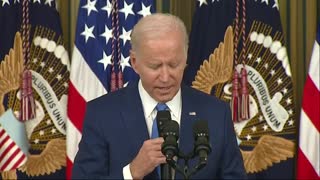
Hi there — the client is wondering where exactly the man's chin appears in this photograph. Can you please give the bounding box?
[155,95,174,103]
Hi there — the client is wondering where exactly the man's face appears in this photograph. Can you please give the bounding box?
[130,31,186,103]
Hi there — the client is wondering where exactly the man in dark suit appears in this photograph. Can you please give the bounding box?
[72,13,247,179]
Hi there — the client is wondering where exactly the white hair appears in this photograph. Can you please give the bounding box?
[131,13,188,56]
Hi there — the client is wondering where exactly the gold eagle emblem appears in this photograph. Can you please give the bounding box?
[191,25,295,173]
[0,30,67,179]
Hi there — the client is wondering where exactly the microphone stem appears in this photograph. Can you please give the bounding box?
[161,164,172,180]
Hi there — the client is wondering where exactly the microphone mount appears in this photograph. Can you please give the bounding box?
[161,120,212,179]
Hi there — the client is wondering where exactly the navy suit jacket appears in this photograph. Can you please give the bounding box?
[72,81,247,179]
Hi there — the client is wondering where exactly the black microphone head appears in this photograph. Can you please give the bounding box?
[161,120,179,159]
[193,120,209,138]
[156,110,171,136]
[156,110,171,121]
[163,120,179,139]
[193,120,211,159]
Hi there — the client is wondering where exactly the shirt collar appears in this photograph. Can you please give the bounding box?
[138,80,181,118]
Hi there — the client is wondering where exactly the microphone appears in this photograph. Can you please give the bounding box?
[193,120,211,167]
[161,120,179,160]
[156,110,171,137]
[156,111,173,180]
[160,120,179,180]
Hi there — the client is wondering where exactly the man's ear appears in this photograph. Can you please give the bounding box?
[130,50,137,72]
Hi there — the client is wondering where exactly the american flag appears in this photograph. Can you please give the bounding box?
[66,0,155,178]
[0,127,26,172]
[0,110,28,172]
[297,23,320,179]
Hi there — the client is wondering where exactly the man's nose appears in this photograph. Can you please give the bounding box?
[159,66,169,82]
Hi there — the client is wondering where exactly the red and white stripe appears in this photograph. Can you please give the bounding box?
[0,126,27,172]
[297,39,320,179]
[66,47,107,179]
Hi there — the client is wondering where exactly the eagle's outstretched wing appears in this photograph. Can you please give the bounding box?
[241,135,295,173]
[19,138,66,176]
[1,169,17,180]
[192,26,234,94]
[0,32,24,114]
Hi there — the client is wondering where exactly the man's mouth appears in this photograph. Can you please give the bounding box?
[157,86,172,93]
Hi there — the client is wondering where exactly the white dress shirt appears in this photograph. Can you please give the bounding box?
[123,80,182,179]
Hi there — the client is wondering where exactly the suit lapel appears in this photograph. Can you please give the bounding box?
[176,85,198,179]
[179,86,196,154]
[120,82,150,155]
[120,82,161,179]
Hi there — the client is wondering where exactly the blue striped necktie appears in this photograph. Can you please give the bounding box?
[151,103,169,179]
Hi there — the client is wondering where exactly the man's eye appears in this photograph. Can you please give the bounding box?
[148,64,160,69]
[169,62,179,68]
